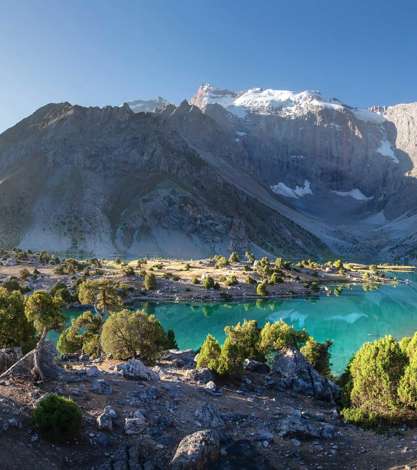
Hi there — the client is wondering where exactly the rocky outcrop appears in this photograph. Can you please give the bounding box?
[271,347,340,402]
[170,430,220,470]
[117,358,159,381]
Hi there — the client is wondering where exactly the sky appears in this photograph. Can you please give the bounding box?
[1,0,417,132]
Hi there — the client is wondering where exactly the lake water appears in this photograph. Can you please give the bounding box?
[65,271,417,375]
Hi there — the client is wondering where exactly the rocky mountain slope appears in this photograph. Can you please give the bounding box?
[0,84,416,261]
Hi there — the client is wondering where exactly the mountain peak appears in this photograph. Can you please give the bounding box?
[124,96,170,113]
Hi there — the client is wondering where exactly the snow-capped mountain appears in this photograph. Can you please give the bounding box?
[0,84,416,261]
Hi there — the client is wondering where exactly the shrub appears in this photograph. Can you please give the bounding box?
[300,337,332,377]
[224,275,238,287]
[101,309,167,363]
[269,272,283,285]
[192,276,200,285]
[2,278,21,292]
[123,265,135,277]
[217,336,243,377]
[196,334,221,371]
[256,281,268,296]
[398,355,417,408]
[341,407,379,429]
[202,276,215,289]
[214,256,229,269]
[229,252,239,263]
[349,336,407,416]
[0,287,36,353]
[19,268,31,281]
[246,275,256,285]
[259,320,308,354]
[165,329,178,350]
[245,251,255,264]
[32,394,82,441]
[224,320,262,362]
[144,273,157,291]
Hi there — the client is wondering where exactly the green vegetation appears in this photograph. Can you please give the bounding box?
[144,273,157,291]
[0,287,36,353]
[228,251,239,263]
[198,319,329,378]
[202,276,215,289]
[78,279,122,314]
[100,309,168,363]
[32,394,82,441]
[256,280,268,296]
[57,310,103,358]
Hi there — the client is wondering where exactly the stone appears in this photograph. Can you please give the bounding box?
[271,347,340,401]
[185,367,214,384]
[243,358,270,374]
[86,366,101,377]
[104,405,117,418]
[97,412,113,432]
[125,413,147,435]
[117,359,159,381]
[163,349,196,368]
[194,403,224,428]
[277,413,335,440]
[91,379,113,395]
[170,430,220,470]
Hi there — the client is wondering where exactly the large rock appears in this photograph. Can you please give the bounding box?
[277,412,335,440]
[163,349,196,368]
[185,368,214,385]
[117,359,159,381]
[125,410,147,435]
[271,347,340,402]
[0,348,22,374]
[194,403,224,428]
[170,430,220,469]
[0,341,61,381]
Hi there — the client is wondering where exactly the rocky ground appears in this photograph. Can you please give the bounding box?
[0,347,416,469]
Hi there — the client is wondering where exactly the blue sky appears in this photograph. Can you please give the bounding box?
[1,0,417,132]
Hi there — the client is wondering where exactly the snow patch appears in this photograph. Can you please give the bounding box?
[377,139,399,163]
[352,108,386,124]
[271,180,312,199]
[332,188,373,201]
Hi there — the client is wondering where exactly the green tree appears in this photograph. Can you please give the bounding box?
[144,273,157,291]
[196,334,221,371]
[256,281,268,296]
[101,309,167,363]
[349,336,407,417]
[300,337,333,377]
[259,320,309,355]
[78,280,122,315]
[57,310,104,358]
[0,287,36,353]
[25,291,65,381]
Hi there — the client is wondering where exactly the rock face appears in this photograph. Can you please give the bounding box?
[271,347,340,402]
[170,429,220,470]
[1,85,417,261]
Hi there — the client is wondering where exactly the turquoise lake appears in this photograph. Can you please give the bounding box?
[65,271,417,375]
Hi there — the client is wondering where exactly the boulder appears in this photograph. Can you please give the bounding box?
[243,358,270,374]
[185,368,214,384]
[0,341,61,381]
[271,347,340,401]
[194,403,224,428]
[170,430,220,469]
[277,413,335,440]
[86,366,101,377]
[117,359,159,381]
[163,349,196,368]
[97,412,113,432]
[91,379,113,395]
[125,411,147,435]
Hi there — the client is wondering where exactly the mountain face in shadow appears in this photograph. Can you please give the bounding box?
[0,85,416,261]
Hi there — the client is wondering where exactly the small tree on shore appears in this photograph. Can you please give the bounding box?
[25,291,65,381]
[78,280,122,315]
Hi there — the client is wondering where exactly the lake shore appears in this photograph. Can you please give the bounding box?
[0,250,414,304]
